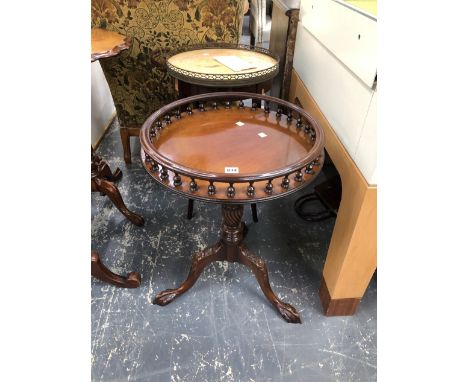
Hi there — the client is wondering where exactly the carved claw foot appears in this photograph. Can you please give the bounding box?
[238,244,301,323]
[126,212,145,227]
[153,289,179,306]
[276,301,302,323]
[153,242,225,307]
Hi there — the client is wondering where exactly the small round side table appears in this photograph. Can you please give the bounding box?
[140,92,325,323]
[167,43,279,221]
[91,27,143,288]
[167,43,279,98]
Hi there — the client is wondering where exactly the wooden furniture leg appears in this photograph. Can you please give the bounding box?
[250,203,259,223]
[119,126,141,164]
[187,199,194,220]
[154,241,224,306]
[289,70,377,316]
[92,146,122,181]
[319,186,376,316]
[92,147,144,226]
[153,204,300,323]
[92,177,144,226]
[91,251,141,288]
[238,243,300,322]
[120,127,132,164]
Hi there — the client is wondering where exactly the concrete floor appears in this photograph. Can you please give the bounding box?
[91,120,377,381]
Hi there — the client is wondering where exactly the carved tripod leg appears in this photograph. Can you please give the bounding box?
[154,241,225,306]
[238,244,301,323]
[91,251,141,288]
[93,177,144,226]
[97,161,122,182]
[91,147,122,182]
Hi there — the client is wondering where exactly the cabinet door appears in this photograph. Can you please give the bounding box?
[293,22,375,176]
[354,91,377,185]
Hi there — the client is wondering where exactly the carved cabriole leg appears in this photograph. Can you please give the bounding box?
[238,244,301,323]
[91,147,122,182]
[92,177,144,227]
[153,203,300,323]
[153,241,225,305]
[91,251,141,288]
[220,204,301,323]
[120,127,131,164]
[97,160,122,182]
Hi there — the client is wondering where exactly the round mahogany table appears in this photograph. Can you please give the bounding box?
[140,92,325,323]
[167,43,279,98]
[91,28,142,288]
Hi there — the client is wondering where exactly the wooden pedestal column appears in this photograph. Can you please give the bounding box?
[289,70,377,316]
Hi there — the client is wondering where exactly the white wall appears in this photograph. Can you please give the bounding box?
[91,61,116,148]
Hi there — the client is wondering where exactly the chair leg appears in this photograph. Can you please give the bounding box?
[250,32,255,47]
[120,127,132,164]
[251,203,259,223]
[187,199,194,220]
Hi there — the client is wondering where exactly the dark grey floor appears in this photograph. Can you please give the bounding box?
[91,119,377,382]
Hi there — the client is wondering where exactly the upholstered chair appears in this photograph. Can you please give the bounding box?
[91,0,248,163]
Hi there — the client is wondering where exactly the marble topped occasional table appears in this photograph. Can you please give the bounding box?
[167,43,279,98]
[140,92,325,323]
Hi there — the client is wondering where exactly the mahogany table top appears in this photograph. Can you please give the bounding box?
[154,107,314,176]
[91,28,130,62]
[141,92,325,204]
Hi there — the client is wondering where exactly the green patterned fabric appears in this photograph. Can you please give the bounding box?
[91,0,245,128]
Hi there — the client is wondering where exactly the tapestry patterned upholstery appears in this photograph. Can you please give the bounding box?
[91,0,245,128]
